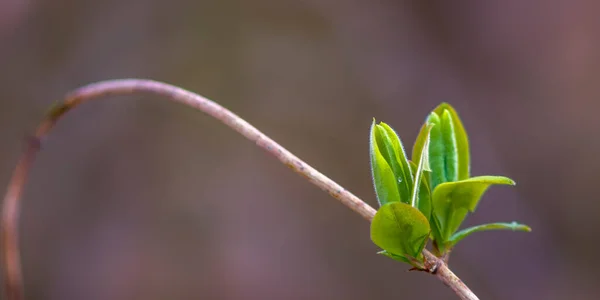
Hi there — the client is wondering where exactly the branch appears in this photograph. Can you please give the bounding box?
[1,79,478,300]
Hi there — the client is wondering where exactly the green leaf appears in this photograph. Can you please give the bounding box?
[379,123,414,197]
[412,123,440,244]
[414,103,470,190]
[370,202,431,260]
[409,161,432,221]
[449,222,532,246]
[375,123,413,203]
[370,121,401,206]
[412,122,429,169]
[441,110,458,182]
[426,112,446,189]
[370,120,414,206]
[409,124,432,211]
[432,176,516,241]
[433,103,470,181]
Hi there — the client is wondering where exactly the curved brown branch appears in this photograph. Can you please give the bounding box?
[1,79,478,300]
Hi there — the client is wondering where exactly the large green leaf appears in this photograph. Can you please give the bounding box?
[370,202,431,260]
[432,176,515,241]
[370,121,401,206]
[433,103,470,181]
[449,222,531,246]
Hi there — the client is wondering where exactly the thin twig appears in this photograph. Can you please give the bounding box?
[1,79,478,300]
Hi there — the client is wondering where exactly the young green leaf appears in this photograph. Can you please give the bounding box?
[415,104,471,190]
[449,222,531,246]
[433,103,470,181]
[412,118,441,246]
[409,161,432,222]
[370,121,401,206]
[410,124,432,210]
[370,120,414,206]
[441,110,458,182]
[370,202,431,260]
[432,176,516,241]
[373,123,413,203]
[426,112,446,189]
[379,122,414,195]
[412,122,429,170]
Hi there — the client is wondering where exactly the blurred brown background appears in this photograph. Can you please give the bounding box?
[1,0,599,299]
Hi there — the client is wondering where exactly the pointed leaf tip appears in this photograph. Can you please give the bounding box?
[378,122,414,203]
[370,121,414,206]
[370,121,401,206]
[449,222,532,246]
[411,124,432,209]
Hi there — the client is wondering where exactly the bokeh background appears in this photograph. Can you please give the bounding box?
[1,1,599,299]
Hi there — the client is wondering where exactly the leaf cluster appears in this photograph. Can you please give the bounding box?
[369,103,530,266]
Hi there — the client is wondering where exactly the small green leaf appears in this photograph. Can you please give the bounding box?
[412,122,429,169]
[370,202,431,260]
[376,123,413,203]
[426,112,446,189]
[449,222,532,246]
[409,161,432,221]
[370,120,414,206]
[410,124,432,209]
[441,110,458,182]
[370,121,401,206]
[433,103,470,181]
[417,104,471,190]
[432,176,516,241]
